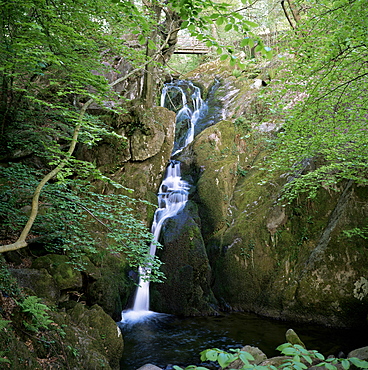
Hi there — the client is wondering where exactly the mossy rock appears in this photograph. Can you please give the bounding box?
[85,254,134,321]
[152,201,216,315]
[67,303,124,369]
[10,268,59,305]
[130,106,175,161]
[31,254,82,291]
[188,120,239,240]
[209,156,368,326]
[0,324,41,369]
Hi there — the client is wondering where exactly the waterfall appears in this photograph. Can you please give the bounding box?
[131,161,189,314]
[162,81,207,155]
[121,81,206,323]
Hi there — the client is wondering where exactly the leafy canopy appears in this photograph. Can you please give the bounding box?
[264,0,368,202]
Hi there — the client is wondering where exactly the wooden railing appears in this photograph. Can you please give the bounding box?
[174,36,210,54]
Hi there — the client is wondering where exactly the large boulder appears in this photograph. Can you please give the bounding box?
[151,200,217,315]
[10,267,60,305]
[31,254,83,291]
[348,346,368,361]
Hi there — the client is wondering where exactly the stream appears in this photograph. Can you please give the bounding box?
[119,311,368,369]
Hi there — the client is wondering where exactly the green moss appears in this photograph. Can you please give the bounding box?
[32,254,82,291]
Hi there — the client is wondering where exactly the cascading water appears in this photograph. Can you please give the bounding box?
[121,81,206,323]
[162,80,207,155]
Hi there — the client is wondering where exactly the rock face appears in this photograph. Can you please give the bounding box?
[77,105,176,225]
[151,201,216,315]
[180,114,368,327]
[164,58,368,327]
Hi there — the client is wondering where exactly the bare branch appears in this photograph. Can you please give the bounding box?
[281,0,295,29]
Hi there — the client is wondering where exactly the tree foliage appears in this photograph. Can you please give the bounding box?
[265,0,368,202]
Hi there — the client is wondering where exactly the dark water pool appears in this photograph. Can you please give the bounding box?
[119,312,368,370]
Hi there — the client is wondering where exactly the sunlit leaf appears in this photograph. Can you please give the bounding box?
[244,20,258,27]
[216,17,224,26]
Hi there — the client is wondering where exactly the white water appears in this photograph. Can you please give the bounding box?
[121,81,205,324]
[122,161,189,323]
[162,81,206,155]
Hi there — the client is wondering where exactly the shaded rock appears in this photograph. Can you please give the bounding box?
[131,107,174,161]
[110,106,176,225]
[152,200,216,315]
[10,268,59,305]
[348,346,368,360]
[77,128,131,170]
[187,120,239,240]
[267,206,287,235]
[0,324,41,369]
[260,356,291,368]
[136,364,163,370]
[226,345,267,369]
[181,60,368,327]
[66,303,124,369]
[32,254,82,291]
[85,253,133,321]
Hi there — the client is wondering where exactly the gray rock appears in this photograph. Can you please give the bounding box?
[136,364,163,370]
[348,346,368,360]
[226,345,267,369]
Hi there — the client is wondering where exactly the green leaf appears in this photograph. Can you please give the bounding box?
[315,353,325,361]
[0,319,11,330]
[255,44,263,52]
[220,54,229,60]
[301,355,312,364]
[244,20,258,27]
[216,17,225,26]
[325,363,337,370]
[205,350,218,361]
[138,35,146,45]
[341,359,350,370]
[239,351,255,362]
[224,23,232,32]
[147,40,156,50]
[349,357,368,368]
[277,343,293,351]
[281,348,299,356]
[240,38,250,47]
[218,352,233,368]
